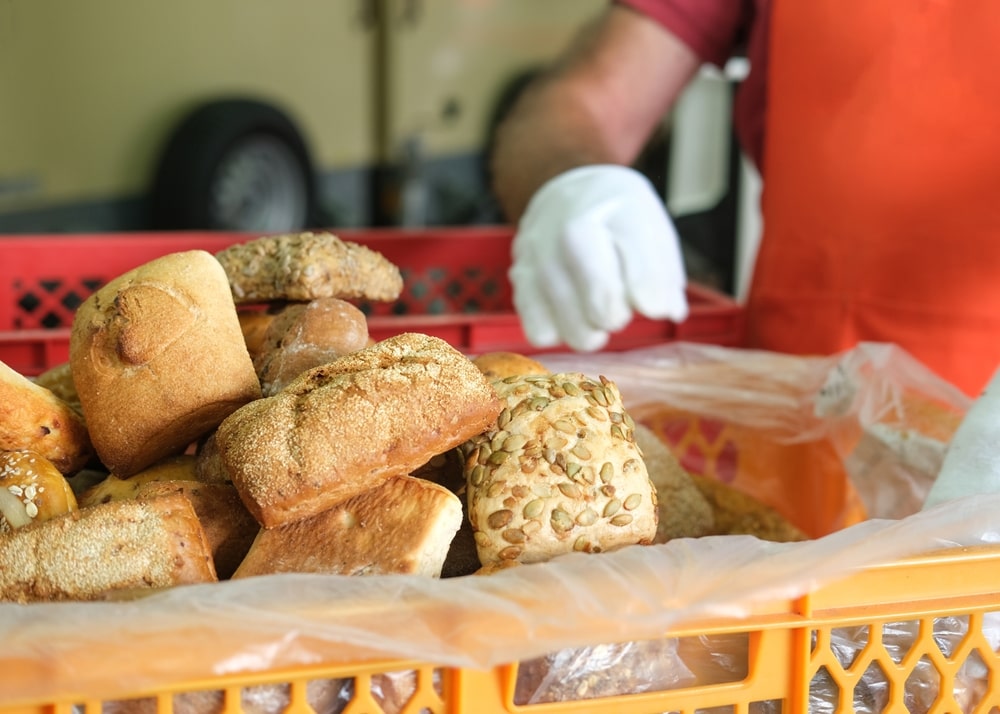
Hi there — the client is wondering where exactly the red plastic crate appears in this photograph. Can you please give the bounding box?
[0,226,744,375]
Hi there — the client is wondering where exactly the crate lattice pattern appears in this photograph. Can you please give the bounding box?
[12,265,511,330]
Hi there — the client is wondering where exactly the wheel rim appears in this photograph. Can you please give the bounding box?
[208,134,309,232]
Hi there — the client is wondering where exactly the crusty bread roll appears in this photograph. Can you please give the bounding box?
[215,231,404,304]
[69,250,262,477]
[0,492,217,602]
[232,475,462,578]
[254,297,370,396]
[0,360,93,474]
[0,449,78,532]
[136,480,259,580]
[473,351,550,381]
[216,333,502,528]
[462,373,657,566]
[633,423,715,542]
[78,454,201,508]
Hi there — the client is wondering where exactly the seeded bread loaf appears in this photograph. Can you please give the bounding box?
[0,360,93,474]
[69,250,262,477]
[0,449,78,533]
[253,297,371,396]
[0,492,217,602]
[215,231,404,304]
[461,373,657,566]
[232,475,463,578]
[215,333,502,528]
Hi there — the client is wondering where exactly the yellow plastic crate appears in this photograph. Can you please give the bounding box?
[4,544,1000,713]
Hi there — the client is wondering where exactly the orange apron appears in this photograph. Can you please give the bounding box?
[746,0,1000,396]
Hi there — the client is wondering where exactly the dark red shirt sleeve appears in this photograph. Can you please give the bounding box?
[614,0,748,66]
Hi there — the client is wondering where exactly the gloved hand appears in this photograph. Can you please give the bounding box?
[923,366,1000,509]
[509,165,689,352]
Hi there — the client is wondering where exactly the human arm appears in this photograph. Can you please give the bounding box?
[490,5,702,222]
[489,5,703,351]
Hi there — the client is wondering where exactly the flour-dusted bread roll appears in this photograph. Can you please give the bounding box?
[215,231,404,304]
[0,360,93,474]
[462,373,657,566]
[0,492,217,602]
[216,333,502,528]
[232,475,462,578]
[70,250,262,477]
[254,297,370,396]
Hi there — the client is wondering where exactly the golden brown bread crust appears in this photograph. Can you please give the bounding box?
[633,423,715,542]
[215,231,404,304]
[232,475,462,578]
[254,297,371,396]
[136,480,259,580]
[237,308,279,361]
[0,449,78,532]
[78,454,201,508]
[216,333,502,528]
[69,250,262,477]
[472,351,550,381]
[0,493,217,602]
[462,373,658,566]
[0,360,93,475]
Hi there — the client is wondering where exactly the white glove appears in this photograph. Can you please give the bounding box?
[923,366,1000,509]
[510,165,689,352]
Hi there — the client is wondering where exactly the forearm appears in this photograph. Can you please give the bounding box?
[490,74,622,222]
[489,6,701,222]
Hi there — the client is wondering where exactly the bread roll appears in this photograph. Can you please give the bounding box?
[254,297,370,396]
[0,492,217,602]
[237,308,278,361]
[690,473,809,542]
[216,333,502,528]
[136,480,259,580]
[473,351,550,381]
[633,423,715,542]
[462,373,657,566]
[215,231,404,304]
[78,454,200,508]
[0,360,93,474]
[70,250,262,477]
[0,449,78,532]
[232,475,462,578]
[409,449,482,578]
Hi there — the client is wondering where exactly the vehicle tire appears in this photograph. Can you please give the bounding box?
[150,98,316,232]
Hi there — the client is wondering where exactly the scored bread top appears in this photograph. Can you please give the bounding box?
[216,333,502,529]
[215,231,404,304]
[69,250,262,477]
